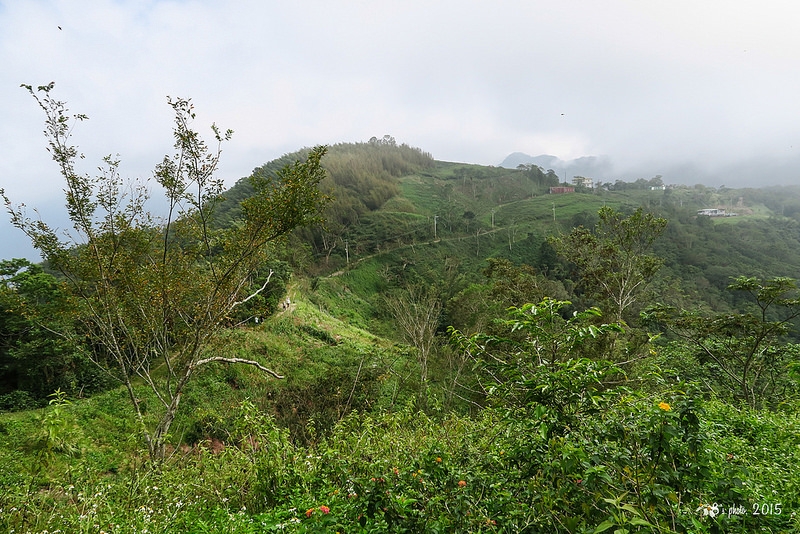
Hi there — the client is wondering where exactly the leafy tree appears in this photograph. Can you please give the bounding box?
[0,258,103,409]
[1,83,330,461]
[643,276,800,408]
[450,298,624,410]
[482,258,568,309]
[445,283,493,338]
[550,206,667,322]
[226,260,292,325]
[544,169,559,187]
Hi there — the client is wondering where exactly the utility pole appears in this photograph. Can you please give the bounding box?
[552,202,556,222]
[433,215,438,239]
[491,209,495,228]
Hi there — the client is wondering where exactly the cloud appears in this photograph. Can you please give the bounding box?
[4,0,800,260]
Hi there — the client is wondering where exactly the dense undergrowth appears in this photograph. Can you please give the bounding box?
[7,140,800,532]
[2,295,800,532]
[5,211,800,531]
[2,368,799,533]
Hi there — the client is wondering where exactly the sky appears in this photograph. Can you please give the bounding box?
[3,0,800,261]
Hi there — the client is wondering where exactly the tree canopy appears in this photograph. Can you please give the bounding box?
[2,83,331,461]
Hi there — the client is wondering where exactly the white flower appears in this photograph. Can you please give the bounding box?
[696,503,719,518]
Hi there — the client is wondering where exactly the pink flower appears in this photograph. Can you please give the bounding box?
[320,505,330,514]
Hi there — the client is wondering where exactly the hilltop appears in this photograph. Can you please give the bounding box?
[499,152,614,180]
[272,142,800,322]
[4,139,800,531]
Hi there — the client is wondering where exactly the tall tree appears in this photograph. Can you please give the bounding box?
[449,298,624,412]
[384,285,442,388]
[643,276,800,408]
[0,258,99,409]
[550,207,667,322]
[1,83,330,461]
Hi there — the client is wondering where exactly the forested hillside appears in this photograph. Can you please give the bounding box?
[3,134,800,532]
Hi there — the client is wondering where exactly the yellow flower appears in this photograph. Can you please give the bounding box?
[658,402,671,411]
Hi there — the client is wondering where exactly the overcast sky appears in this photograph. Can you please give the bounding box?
[3,0,800,261]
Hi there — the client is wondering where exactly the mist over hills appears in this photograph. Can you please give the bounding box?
[500,151,800,188]
[499,153,614,182]
[5,139,800,262]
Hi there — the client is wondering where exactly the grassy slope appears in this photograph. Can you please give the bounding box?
[7,151,800,530]
[315,161,800,323]
[0,290,406,472]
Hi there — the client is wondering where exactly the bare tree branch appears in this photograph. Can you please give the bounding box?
[231,269,274,309]
[193,356,284,379]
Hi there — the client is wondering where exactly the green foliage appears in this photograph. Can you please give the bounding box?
[9,92,800,532]
[0,259,106,409]
[551,206,667,322]
[482,257,569,309]
[227,260,292,325]
[8,377,800,532]
[452,298,624,377]
[2,84,330,461]
[25,390,85,481]
[213,140,434,270]
[643,276,800,408]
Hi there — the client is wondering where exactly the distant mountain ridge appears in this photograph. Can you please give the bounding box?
[500,151,800,188]
[499,152,614,181]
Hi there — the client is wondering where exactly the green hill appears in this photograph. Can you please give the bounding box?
[4,140,800,532]
[261,144,800,329]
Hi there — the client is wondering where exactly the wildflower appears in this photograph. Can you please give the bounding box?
[306,508,314,518]
[458,480,467,488]
[696,503,719,518]
[658,402,671,411]
[320,505,330,514]
[436,457,442,463]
